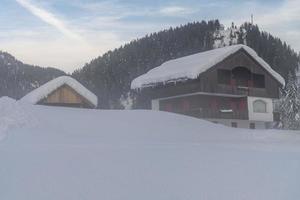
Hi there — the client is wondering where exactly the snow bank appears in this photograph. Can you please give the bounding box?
[1,106,300,200]
[20,76,98,107]
[131,44,285,89]
[0,97,36,141]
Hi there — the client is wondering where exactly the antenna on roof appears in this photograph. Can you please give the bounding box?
[251,14,254,24]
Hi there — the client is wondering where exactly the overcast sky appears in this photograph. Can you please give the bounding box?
[0,0,299,72]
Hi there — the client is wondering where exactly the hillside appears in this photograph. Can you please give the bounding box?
[0,51,65,99]
[1,97,300,199]
[73,21,300,109]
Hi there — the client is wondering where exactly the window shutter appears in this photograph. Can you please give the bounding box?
[230,79,236,87]
[239,99,247,110]
[210,99,218,110]
[183,99,190,111]
[230,101,237,111]
[165,103,172,112]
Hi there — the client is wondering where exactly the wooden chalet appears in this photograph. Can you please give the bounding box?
[21,76,98,108]
[131,45,285,129]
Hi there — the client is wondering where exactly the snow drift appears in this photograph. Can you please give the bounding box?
[1,104,300,200]
[0,97,36,141]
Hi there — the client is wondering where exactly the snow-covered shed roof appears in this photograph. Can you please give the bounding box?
[20,76,98,107]
[131,44,285,89]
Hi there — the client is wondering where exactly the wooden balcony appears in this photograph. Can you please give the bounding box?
[217,84,267,97]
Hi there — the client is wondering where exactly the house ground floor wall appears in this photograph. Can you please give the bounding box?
[150,93,277,129]
[206,118,274,129]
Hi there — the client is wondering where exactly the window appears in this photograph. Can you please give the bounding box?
[219,98,231,110]
[250,123,255,129]
[253,100,267,113]
[231,122,237,128]
[232,67,251,87]
[218,69,231,84]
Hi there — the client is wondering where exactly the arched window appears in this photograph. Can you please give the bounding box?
[253,100,267,113]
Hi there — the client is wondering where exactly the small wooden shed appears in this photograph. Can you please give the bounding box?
[21,76,98,108]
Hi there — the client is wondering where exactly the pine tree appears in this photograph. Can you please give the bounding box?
[279,73,300,130]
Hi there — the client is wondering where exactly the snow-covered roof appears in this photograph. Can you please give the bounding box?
[20,76,98,107]
[131,44,285,89]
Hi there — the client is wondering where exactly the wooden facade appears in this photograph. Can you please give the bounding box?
[159,94,248,120]
[135,49,282,121]
[38,84,95,108]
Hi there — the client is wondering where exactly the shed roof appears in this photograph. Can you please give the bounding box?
[131,44,285,89]
[20,76,98,107]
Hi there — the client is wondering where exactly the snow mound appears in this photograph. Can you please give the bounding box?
[1,106,300,199]
[0,96,36,141]
[131,44,285,89]
[20,76,98,107]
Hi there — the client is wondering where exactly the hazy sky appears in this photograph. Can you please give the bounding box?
[0,0,299,72]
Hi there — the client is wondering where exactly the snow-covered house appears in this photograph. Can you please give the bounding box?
[131,44,285,129]
[21,76,98,108]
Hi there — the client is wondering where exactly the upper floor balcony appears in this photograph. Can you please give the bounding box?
[216,66,268,96]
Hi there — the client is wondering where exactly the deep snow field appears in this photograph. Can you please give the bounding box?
[1,97,300,200]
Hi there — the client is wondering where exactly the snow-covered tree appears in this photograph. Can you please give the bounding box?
[119,92,135,110]
[279,73,300,130]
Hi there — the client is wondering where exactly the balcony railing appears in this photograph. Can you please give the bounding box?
[174,107,248,120]
[217,84,266,96]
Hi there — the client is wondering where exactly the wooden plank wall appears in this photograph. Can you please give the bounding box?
[43,85,84,104]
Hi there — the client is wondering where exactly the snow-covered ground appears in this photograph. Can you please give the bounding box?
[1,97,300,200]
